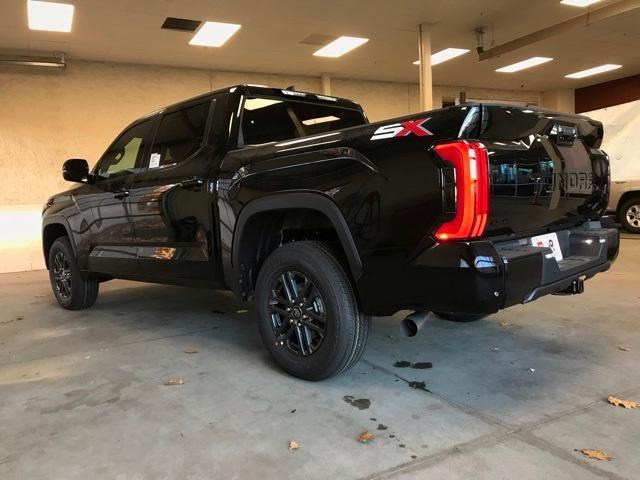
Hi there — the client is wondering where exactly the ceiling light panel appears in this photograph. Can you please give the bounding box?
[565,64,622,78]
[413,47,470,66]
[560,0,602,7]
[189,21,241,47]
[496,57,553,73]
[28,1,74,32]
[313,36,369,57]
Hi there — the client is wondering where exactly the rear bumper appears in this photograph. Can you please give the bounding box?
[358,221,619,315]
[495,222,618,309]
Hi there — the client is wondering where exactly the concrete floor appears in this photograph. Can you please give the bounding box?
[1,236,639,480]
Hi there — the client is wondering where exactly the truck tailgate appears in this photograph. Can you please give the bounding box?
[476,105,609,239]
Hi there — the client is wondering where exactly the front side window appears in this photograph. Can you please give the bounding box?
[149,102,211,168]
[242,97,365,146]
[97,120,154,178]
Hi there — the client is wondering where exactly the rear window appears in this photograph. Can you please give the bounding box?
[241,97,365,146]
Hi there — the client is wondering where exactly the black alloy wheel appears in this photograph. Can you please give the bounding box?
[255,241,370,380]
[48,236,99,310]
[268,271,327,357]
[52,251,72,300]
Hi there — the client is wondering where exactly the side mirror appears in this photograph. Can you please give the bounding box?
[62,159,90,183]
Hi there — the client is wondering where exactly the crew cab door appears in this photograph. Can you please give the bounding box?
[126,95,227,283]
[86,118,155,275]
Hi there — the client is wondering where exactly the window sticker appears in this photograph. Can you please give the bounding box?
[149,152,161,169]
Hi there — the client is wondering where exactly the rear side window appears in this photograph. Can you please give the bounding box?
[97,119,154,178]
[242,97,365,146]
[149,102,211,168]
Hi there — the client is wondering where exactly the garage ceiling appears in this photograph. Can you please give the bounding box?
[0,0,639,90]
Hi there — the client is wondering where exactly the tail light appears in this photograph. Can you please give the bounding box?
[433,141,489,241]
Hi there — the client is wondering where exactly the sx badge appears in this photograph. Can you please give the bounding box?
[370,118,433,140]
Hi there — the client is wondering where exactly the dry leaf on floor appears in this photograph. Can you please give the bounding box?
[288,440,299,450]
[164,378,184,386]
[580,449,612,461]
[607,396,639,409]
[500,321,513,328]
[184,348,198,354]
[618,346,630,352]
[357,431,375,443]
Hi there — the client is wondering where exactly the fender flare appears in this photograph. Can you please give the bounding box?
[232,192,363,281]
[42,215,77,264]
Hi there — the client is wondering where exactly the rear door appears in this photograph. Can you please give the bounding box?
[127,95,226,282]
[477,105,608,238]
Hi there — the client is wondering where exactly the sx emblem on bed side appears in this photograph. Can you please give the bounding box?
[370,118,433,140]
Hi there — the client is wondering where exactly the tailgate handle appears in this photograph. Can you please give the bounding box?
[549,124,577,146]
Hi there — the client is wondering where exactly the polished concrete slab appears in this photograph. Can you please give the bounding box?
[1,236,638,479]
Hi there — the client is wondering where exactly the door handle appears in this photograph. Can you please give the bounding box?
[113,189,130,200]
[178,177,204,189]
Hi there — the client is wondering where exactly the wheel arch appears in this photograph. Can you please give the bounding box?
[42,218,75,269]
[231,192,362,299]
[617,190,640,213]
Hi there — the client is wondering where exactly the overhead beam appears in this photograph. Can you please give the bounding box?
[478,0,640,61]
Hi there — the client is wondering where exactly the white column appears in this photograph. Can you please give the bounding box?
[321,73,331,96]
[418,23,433,111]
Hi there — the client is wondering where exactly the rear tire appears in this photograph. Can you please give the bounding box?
[619,197,640,234]
[434,311,487,322]
[48,237,99,310]
[255,241,369,381]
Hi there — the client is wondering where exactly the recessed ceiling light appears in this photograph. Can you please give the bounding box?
[496,57,553,73]
[28,1,74,32]
[413,47,470,66]
[189,21,241,47]
[313,36,369,58]
[565,64,622,78]
[560,0,602,7]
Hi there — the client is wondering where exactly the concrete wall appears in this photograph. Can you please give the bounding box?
[0,60,542,273]
[540,88,576,114]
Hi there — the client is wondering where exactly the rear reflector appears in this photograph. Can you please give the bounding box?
[434,141,489,241]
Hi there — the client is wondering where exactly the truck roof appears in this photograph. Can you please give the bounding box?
[142,84,364,120]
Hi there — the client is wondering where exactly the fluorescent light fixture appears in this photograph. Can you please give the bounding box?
[189,21,241,47]
[0,53,66,68]
[28,1,74,32]
[302,116,340,126]
[565,64,622,78]
[413,47,470,66]
[496,56,553,73]
[560,0,601,7]
[313,36,369,58]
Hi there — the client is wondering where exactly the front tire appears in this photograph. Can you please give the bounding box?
[619,197,640,234]
[434,311,487,322]
[48,237,99,310]
[255,241,369,381]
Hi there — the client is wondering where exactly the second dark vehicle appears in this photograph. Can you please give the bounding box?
[43,85,619,380]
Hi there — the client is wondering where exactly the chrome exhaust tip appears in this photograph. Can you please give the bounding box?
[400,311,429,337]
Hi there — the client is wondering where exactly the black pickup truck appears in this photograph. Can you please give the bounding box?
[43,84,619,380]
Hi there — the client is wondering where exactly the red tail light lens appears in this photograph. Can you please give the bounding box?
[434,141,489,241]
